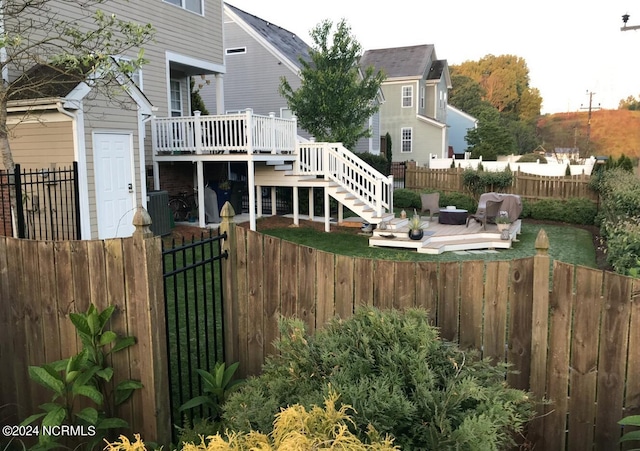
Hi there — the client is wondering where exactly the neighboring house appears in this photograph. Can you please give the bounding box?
[4,0,226,239]
[447,105,478,156]
[199,3,381,155]
[360,44,452,166]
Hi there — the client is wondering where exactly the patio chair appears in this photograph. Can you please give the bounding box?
[466,200,503,230]
[420,192,440,220]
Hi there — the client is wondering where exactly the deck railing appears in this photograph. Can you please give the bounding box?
[297,143,393,217]
[152,110,297,155]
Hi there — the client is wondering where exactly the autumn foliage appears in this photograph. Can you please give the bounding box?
[537,109,640,159]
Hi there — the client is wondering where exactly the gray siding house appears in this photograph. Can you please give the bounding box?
[199,3,380,154]
[360,45,452,166]
[5,0,226,239]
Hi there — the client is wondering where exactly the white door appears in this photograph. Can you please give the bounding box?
[94,133,135,239]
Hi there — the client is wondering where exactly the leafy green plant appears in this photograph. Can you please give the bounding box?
[619,414,640,447]
[222,308,535,450]
[22,304,142,450]
[392,188,420,209]
[179,362,243,420]
[461,168,513,198]
[438,191,477,213]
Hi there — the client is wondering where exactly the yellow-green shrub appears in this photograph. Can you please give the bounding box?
[104,392,397,451]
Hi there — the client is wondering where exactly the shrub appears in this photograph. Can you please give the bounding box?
[516,153,547,163]
[358,152,390,176]
[393,188,420,209]
[605,219,640,275]
[528,198,597,225]
[106,394,398,450]
[438,192,477,213]
[462,168,513,198]
[222,308,535,450]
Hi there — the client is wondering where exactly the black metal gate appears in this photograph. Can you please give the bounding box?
[390,162,406,189]
[0,163,81,239]
[162,231,228,432]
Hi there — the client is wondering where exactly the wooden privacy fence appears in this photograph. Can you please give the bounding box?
[220,221,639,451]
[0,210,170,445]
[406,166,598,202]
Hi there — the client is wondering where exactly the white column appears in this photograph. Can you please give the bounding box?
[256,184,262,218]
[196,161,205,228]
[338,203,343,224]
[271,187,277,216]
[308,187,314,221]
[215,74,224,114]
[293,186,299,226]
[324,187,330,232]
[248,160,256,230]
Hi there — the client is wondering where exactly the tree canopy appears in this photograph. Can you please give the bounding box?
[279,19,385,150]
[0,0,155,173]
[449,54,541,159]
[619,94,640,111]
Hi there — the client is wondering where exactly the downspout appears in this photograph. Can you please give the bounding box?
[56,101,91,239]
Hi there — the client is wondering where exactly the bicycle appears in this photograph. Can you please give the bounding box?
[168,190,197,222]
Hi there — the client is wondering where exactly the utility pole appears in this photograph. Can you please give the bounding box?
[579,91,600,158]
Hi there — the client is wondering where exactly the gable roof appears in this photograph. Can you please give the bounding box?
[360,44,435,78]
[225,3,311,68]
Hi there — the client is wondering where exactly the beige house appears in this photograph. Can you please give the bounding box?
[5,0,226,239]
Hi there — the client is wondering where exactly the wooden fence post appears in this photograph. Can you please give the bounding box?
[218,201,239,368]
[528,229,551,446]
[129,207,171,445]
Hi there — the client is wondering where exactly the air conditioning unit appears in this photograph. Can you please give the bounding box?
[147,190,171,236]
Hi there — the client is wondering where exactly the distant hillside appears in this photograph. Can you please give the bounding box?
[537,109,640,159]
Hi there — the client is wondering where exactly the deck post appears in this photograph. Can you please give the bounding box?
[196,160,205,228]
[293,186,299,226]
[247,159,256,230]
[269,112,276,154]
[271,187,276,216]
[324,187,330,232]
[194,111,202,154]
[308,187,314,222]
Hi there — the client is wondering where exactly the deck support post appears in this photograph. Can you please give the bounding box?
[324,187,330,232]
[196,160,205,228]
[247,159,256,230]
[293,186,299,226]
[271,187,277,216]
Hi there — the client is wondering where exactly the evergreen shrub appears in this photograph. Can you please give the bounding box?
[222,308,535,450]
[393,189,420,209]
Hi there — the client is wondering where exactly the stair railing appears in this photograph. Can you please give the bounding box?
[297,143,393,217]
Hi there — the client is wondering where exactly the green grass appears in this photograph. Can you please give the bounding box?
[260,221,598,268]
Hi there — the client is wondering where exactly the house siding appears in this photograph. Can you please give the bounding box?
[200,11,300,117]
[7,116,75,169]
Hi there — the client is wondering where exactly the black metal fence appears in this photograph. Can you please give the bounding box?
[0,163,81,239]
[391,161,406,189]
[162,231,227,436]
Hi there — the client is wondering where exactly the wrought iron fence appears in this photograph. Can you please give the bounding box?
[162,231,227,438]
[0,163,81,239]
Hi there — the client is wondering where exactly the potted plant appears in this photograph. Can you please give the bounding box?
[407,212,424,240]
[495,211,511,232]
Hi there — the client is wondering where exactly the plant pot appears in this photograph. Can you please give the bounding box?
[500,229,510,240]
[408,229,424,240]
[496,223,510,232]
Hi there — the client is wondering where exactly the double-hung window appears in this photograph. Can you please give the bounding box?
[402,86,413,108]
[164,0,203,15]
[401,128,412,153]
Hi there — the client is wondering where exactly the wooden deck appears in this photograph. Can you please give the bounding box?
[368,217,522,254]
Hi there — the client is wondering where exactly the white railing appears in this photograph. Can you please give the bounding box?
[297,143,393,217]
[151,110,297,155]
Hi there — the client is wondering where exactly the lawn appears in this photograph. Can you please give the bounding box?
[258,220,598,268]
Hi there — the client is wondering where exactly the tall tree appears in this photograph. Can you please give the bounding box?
[619,94,640,111]
[0,0,155,174]
[279,19,385,150]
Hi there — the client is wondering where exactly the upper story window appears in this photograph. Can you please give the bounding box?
[401,127,412,153]
[115,56,143,90]
[420,86,425,109]
[164,0,203,15]
[170,80,183,117]
[402,85,413,108]
[439,90,447,109]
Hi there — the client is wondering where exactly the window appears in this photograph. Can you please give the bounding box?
[401,128,412,153]
[163,0,203,15]
[225,47,247,55]
[402,86,413,108]
[170,80,182,117]
[420,86,425,109]
[115,56,143,90]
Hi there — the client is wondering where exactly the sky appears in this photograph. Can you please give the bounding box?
[226,0,640,115]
